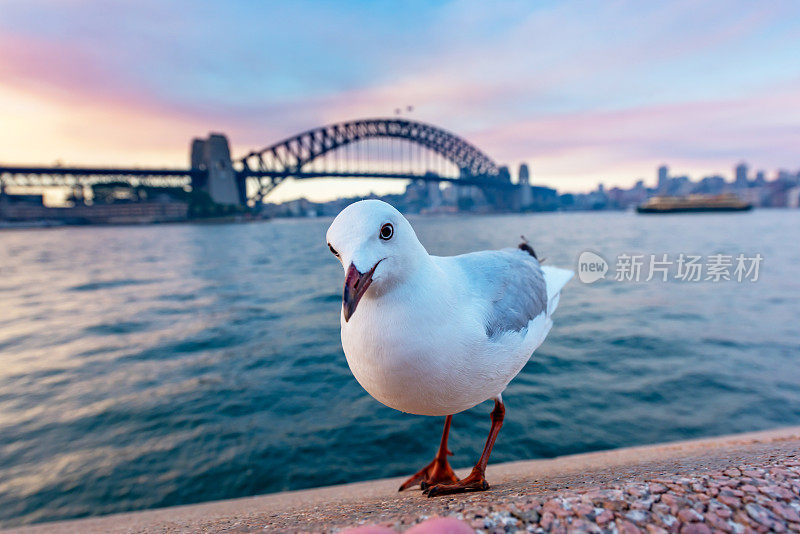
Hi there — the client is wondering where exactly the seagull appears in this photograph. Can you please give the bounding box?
[326,200,573,497]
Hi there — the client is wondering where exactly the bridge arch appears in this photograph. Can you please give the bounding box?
[238,118,501,199]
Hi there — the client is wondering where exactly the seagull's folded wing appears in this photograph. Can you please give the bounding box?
[447,249,552,339]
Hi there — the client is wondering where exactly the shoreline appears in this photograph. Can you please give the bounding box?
[4,206,795,231]
[4,426,800,533]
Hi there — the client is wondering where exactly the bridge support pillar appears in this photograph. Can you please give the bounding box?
[190,133,243,206]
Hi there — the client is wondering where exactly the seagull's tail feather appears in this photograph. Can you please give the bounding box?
[541,266,573,315]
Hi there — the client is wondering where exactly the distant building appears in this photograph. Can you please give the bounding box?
[776,169,798,184]
[694,175,726,195]
[427,181,442,208]
[788,186,800,208]
[518,164,530,184]
[252,160,800,218]
[518,163,532,208]
[667,175,692,196]
[734,162,748,188]
[456,185,487,211]
[441,184,459,205]
[0,198,188,224]
[528,186,558,210]
[739,187,765,208]
[657,165,669,190]
[606,179,648,209]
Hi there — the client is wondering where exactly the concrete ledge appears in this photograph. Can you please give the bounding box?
[5,426,800,533]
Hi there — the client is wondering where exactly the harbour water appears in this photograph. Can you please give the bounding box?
[1,210,799,527]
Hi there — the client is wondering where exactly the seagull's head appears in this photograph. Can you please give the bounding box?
[326,199,427,322]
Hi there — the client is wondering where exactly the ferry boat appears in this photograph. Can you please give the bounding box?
[637,194,752,214]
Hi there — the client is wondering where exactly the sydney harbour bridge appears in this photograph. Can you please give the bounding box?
[0,118,544,210]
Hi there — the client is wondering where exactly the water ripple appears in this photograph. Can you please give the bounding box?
[0,211,798,527]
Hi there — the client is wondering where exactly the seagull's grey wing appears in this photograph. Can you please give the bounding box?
[453,249,547,339]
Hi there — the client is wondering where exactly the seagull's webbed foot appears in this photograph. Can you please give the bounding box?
[399,415,459,492]
[425,396,505,498]
[398,452,459,491]
[423,467,489,497]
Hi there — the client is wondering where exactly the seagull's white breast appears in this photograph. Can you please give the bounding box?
[340,261,551,416]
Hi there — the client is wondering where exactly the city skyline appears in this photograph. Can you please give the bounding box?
[261,158,800,219]
[2,1,800,202]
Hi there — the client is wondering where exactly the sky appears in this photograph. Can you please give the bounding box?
[1,0,799,202]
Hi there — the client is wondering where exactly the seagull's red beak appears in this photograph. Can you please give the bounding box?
[343,261,380,322]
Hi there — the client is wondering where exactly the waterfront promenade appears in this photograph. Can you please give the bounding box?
[5,426,799,533]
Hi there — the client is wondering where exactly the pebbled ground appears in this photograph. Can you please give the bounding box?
[379,451,800,533]
[4,427,800,534]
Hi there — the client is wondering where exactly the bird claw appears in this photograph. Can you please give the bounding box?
[423,475,490,497]
[398,457,459,492]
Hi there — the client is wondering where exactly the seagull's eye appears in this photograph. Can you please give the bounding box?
[328,243,340,257]
[379,223,394,241]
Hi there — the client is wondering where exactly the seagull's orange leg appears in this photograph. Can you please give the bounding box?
[398,415,459,491]
[425,396,505,497]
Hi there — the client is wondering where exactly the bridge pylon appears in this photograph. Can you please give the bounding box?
[190,133,243,206]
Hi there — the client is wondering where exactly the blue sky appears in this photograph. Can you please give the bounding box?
[1,0,799,201]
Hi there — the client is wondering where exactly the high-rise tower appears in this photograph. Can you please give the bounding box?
[734,162,749,188]
[657,165,669,191]
[518,163,532,208]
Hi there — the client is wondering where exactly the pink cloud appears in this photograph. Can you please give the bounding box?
[1,34,170,116]
[1,2,798,195]
[0,34,219,165]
